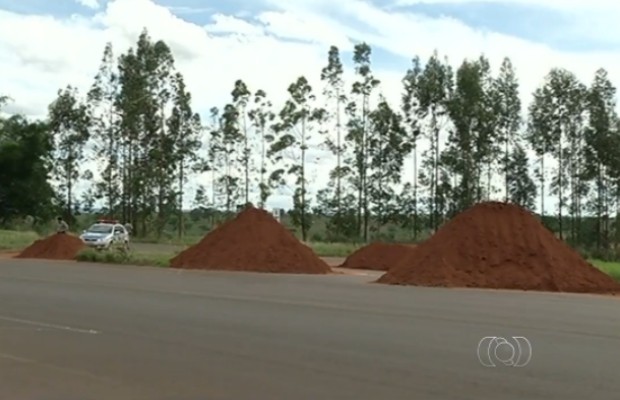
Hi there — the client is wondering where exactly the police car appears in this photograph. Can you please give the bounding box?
[80,219,130,250]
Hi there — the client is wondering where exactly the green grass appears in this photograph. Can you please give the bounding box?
[0,229,39,251]
[131,237,363,257]
[588,259,620,281]
[75,248,172,268]
[73,248,620,283]
[306,242,362,257]
[2,226,620,283]
[132,235,202,247]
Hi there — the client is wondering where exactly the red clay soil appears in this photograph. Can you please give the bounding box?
[338,242,417,271]
[15,233,84,260]
[378,202,620,294]
[170,206,331,274]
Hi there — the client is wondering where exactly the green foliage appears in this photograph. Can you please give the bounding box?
[76,248,170,268]
[345,42,381,241]
[48,85,91,222]
[506,144,536,209]
[587,259,620,281]
[0,114,57,225]
[271,76,326,241]
[367,97,410,232]
[0,229,39,250]
[248,89,277,207]
[4,34,620,259]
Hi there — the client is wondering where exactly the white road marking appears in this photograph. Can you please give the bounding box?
[0,315,100,335]
[0,352,114,383]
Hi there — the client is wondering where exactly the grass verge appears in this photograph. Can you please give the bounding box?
[0,229,39,251]
[307,242,362,257]
[132,235,201,247]
[75,248,171,268]
[132,238,364,258]
[75,248,620,284]
[2,225,620,283]
[588,259,620,281]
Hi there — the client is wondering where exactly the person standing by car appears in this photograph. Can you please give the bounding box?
[124,222,133,235]
[56,217,69,234]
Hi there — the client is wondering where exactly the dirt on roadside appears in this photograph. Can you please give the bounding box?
[15,233,84,260]
[338,242,416,271]
[170,205,331,274]
[378,201,620,294]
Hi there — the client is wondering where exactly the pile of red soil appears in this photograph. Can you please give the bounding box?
[338,242,417,271]
[170,206,331,274]
[15,233,84,260]
[378,202,620,294]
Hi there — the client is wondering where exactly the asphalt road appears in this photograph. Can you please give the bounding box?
[0,259,619,400]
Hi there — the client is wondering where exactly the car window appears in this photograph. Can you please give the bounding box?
[87,224,113,234]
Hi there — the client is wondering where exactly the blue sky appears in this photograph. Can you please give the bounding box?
[393,1,619,52]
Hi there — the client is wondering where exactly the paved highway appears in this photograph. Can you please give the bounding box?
[0,258,619,399]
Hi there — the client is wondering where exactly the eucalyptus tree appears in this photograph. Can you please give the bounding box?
[401,56,423,238]
[584,68,618,249]
[527,68,587,240]
[48,85,90,220]
[248,89,276,208]
[346,42,380,240]
[270,76,326,241]
[367,97,410,235]
[493,58,522,201]
[414,51,453,231]
[88,42,121,217]
[231,79,253,204]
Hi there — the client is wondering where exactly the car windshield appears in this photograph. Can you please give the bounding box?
[87,224,113,234]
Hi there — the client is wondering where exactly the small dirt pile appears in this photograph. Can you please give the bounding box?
[378,202,620,294]
[338,242,416,271]
[15,233,84,260]
[170,206,331,274]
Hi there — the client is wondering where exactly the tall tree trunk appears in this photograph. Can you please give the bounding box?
[487,163,492,201]
[336,90,342,213]
[243,112,249,205]
[301,117,307,242]
[260,125,266,209]
[225,146,231,213]
[540,154,545,218]
[178,162,184,239]
[558,140,564,240]
[67,174,73,219]
[597,162,602,250]
[505,133,509,202]
[362,95,369,242]
[433,111,440,232]
[413,141,418,240]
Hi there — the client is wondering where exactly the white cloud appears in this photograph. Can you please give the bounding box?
[391,0,620,47]
[75,0,100,10]
[1,0,619,211]
[205,14,265,36]
[393,0,617,10]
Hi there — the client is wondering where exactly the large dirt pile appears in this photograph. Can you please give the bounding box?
[15,233,84,260]
[378,202,620,294]
[338,242,416,271]
[170,206,331,274]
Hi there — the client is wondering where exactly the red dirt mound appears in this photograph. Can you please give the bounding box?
[15,233,84,260]
[170,206,331,274]
[378,201,620,294]
[338,242,417,271]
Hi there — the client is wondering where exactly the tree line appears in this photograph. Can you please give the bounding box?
[2,28,620,254]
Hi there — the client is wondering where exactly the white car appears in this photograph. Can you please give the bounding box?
[80,220,130,250]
